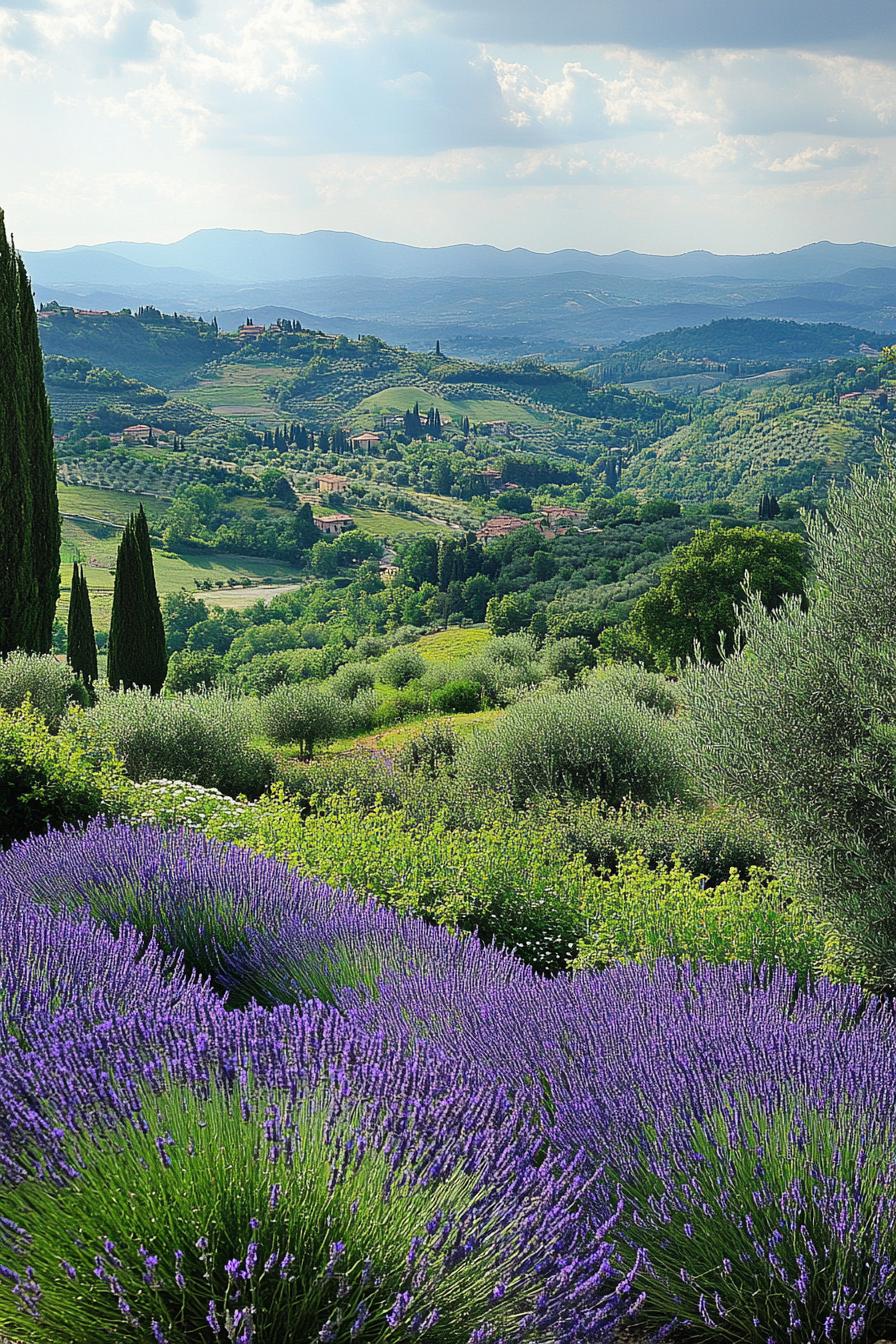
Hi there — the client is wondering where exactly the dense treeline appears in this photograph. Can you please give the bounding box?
[39,306,232,387]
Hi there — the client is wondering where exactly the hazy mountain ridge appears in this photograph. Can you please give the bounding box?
[24,231,896,359]
[25,230,896,284]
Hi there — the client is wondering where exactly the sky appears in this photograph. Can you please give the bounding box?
[2,0,895,255]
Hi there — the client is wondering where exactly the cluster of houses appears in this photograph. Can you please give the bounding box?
[313,473,354,536]
[38,307,113,319]
[475,504,587,545]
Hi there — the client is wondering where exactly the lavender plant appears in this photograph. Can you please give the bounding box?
[349,961,896,1342]
[0,1003,634,1344]
[0,819,532,1006]
[609,1092,896,1342]
[0,819,340,996]
[0,889,213,1045]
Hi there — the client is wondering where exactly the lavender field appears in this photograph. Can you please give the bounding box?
[1,820,894,1343]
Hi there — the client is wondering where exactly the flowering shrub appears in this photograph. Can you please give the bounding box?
[0,881,213,1047]
[351,959,896,1343]
[115,778,252,843]
[0,819,531,1006]
[0,1070,631,1344]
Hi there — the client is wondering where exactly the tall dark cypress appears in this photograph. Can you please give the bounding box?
[0,209,46,654]
[17,254,59,651]
[66,563,97,687]
[132,505,168,693]
[107,518,138,692]
[107,508,168,693]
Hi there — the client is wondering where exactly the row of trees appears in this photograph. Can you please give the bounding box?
[1,209,167,694]
[64,507,168,695]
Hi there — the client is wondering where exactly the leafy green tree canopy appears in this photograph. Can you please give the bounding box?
[626,523,808,671]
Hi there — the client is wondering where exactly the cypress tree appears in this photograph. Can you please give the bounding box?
[107,507,168,693]
[0,209,59,654]
[133,505,168,693]
[66,562,97,687]
[107,518,139,691]
[0,211,33,653]
[17,253,60,652]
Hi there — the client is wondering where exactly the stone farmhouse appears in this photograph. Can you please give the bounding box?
[314,513,355,537]
[317,472,349,494]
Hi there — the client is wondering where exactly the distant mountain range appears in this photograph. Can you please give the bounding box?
[24,230,896,283]
[22,230,896,356]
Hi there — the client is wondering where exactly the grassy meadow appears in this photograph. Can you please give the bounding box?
[325,707,503,756]
[180,364,294,419]
[322,505,446,537]
[354,384,551,427]
[59,518,305,630]
[58,482,168,525]
[414,626,491,660]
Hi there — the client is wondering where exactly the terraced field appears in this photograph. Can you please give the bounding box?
[180,364,293,419]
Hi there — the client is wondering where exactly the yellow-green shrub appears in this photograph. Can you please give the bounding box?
[573,852,834,978]
[0,701,119,846]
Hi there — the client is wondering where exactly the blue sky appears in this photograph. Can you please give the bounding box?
[2,0,894,253]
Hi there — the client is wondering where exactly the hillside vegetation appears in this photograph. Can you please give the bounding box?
[35,309,896,659]
[626,394,882,504]
[592,316,887,383]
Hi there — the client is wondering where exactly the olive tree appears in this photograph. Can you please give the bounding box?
[686,458,896,984]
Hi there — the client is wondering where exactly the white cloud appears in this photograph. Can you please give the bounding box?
[489,57,603,127]
[763,140,878,174]
[2,0,896,253]
[90,72,211,147]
